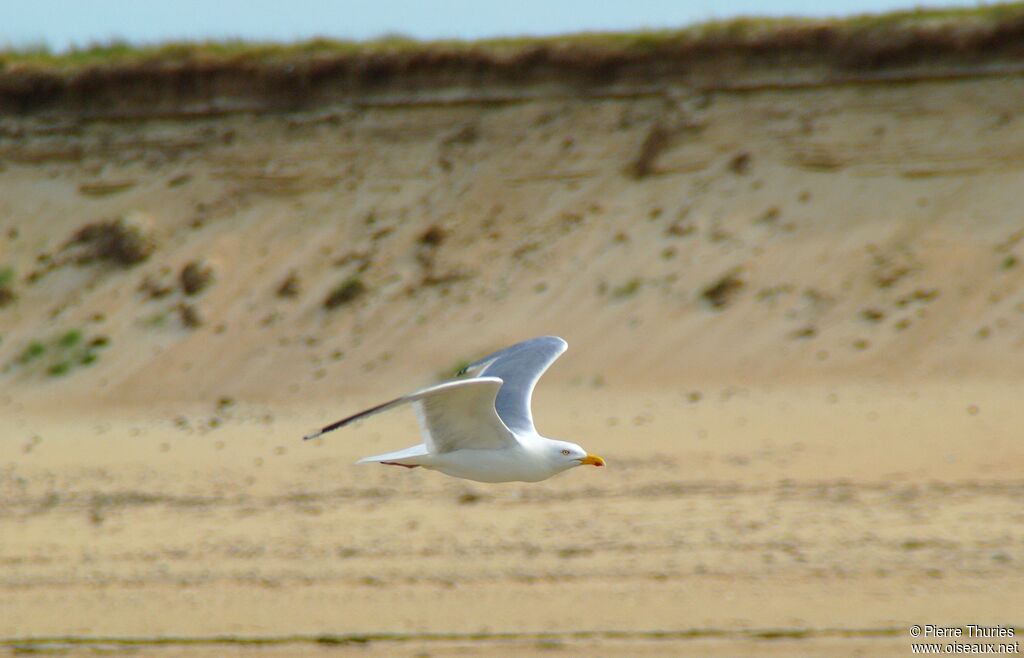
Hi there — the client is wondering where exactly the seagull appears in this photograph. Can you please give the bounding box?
[303,336,604,483]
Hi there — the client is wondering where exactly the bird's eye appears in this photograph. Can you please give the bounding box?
[561,449,571,455]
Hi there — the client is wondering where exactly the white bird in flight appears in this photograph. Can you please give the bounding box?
[303,336,605,483]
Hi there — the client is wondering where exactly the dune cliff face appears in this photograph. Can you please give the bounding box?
[2,64,1024,405]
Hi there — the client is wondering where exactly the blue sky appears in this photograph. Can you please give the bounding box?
[4,0,984,52]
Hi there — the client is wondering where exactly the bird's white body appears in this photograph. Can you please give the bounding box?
[304,336,604,483]
[364,436,569,483]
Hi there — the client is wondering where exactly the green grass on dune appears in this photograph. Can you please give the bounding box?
[2,3,1024,72]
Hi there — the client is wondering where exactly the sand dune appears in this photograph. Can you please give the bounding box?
[4,76,1024,404]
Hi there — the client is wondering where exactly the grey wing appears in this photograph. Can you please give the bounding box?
[304,378,515,453]
[412,377,518,453]
[458,336,567,434]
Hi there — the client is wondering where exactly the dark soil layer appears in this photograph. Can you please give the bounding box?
[5,7,1024,117]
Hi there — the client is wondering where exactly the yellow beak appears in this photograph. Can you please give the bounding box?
[580,454,605,467]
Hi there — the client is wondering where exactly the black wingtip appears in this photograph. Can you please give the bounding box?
[301,397,401,443]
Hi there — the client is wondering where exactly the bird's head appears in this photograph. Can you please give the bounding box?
[548,440,605,471]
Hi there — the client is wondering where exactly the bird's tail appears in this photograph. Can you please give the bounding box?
[357,444,430,466]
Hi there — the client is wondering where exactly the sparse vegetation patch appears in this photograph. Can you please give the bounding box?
[861,308,886,323]
[422,271,469,287]
[7,330,110,377]
[418,225,447,247]
[612,278,643,299]
[701,271,745,309]
[665,220,695,238]
[139,273,174,300]
[178,303,202,328]
[756,207,780,224]
[324,277,367,309]
[790,325,817,339]
[728,152,752,174]
[78,180,137,197]
[276,271,301,298]
[0,266,16,307]
[18,341,46,365]
[180,260,215,295]
[869,248,916,289]
[48,361,72,377]
[64,216,156,267]
[57,329,82,348]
